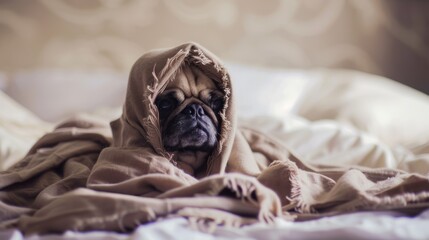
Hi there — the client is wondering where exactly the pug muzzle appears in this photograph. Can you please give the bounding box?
[155,63,224,173]
[161,101,218,152]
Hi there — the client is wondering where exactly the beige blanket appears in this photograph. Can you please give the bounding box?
[1,43,429,235]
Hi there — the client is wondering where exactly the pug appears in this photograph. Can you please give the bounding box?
[155,63,224,175]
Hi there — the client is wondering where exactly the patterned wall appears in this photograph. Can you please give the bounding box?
[1,0,428,93]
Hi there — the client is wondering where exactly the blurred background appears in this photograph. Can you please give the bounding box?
[0,0,428,120]
[1,0,429,170]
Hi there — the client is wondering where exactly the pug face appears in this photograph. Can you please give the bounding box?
[155,64,224,156]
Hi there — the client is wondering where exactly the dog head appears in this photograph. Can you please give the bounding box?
[155,63,224,171]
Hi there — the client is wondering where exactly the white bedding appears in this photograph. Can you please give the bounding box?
[2,211,429,240]
[1,64,428,239]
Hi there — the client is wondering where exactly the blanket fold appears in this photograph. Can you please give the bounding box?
[1,42,428,234]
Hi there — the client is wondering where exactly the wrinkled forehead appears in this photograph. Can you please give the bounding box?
[165,64,218,97]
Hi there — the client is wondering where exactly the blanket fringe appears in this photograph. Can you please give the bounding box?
[188,49,232,176]
[144,49,189,159]
[273,160,315,214]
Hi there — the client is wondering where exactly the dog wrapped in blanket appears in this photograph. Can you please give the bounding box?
[1,42,429,234]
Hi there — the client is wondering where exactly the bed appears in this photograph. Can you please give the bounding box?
[1,63,429,239]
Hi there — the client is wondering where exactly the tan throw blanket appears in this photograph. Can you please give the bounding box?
[1,43,429,235]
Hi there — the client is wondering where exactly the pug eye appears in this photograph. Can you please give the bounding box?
[157,99,174,110]
[211,98,224,112]
[155,96,178,119]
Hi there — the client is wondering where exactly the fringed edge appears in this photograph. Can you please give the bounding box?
[224,175,258,204]
[286,168,429,214]
[143,46,233,173]
[189,49,232,151]
[279,160,316,214]
[188,49,233,175]
[144,49,189,160]
[223,174,279,224]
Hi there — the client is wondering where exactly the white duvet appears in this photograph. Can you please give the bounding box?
[0,64,429,239]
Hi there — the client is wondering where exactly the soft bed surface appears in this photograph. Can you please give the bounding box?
[0,64,428,239]
[2,211,429,240]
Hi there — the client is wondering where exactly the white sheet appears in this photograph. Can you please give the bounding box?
[2,210,428,240]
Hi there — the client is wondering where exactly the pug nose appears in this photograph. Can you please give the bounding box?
[184,103,205,117]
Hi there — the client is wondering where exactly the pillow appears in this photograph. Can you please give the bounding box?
[5,69,128,122]
[0,90,52,170]
[291,69,429,150]
[226,62,309,119]
[240,115,429,175]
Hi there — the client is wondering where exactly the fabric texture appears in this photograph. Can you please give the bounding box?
[0,43,429,235]
[0,90,52,171]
